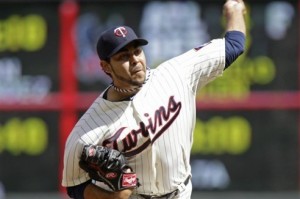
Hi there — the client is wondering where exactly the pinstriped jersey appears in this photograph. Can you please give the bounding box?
[62,38,225,196]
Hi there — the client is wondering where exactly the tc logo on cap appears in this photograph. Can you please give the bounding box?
[114,27,128,38]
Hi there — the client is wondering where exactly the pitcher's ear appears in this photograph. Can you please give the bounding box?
[100,60,112,76]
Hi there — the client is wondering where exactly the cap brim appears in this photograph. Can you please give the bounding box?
[107,38,148,58]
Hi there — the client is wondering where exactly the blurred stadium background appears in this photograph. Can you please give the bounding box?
[0,0,299,198]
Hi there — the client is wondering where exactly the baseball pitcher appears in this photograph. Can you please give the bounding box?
[62,0,247,198]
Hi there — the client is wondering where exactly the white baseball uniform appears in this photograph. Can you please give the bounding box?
[62,38,225,198]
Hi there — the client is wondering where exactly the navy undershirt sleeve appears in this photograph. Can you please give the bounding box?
[225,31,246,68]
[66,180,91,199]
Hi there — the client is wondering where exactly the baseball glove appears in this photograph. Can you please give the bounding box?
[79,144,139,191]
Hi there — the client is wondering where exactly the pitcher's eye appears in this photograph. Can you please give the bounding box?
[134,48,142,56]
[116,52,130,61]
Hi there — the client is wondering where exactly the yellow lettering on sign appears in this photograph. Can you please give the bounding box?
[23,118,48,155]
[227,117,251,154]
[0,14,47,52]
[0,117,48,155]
[192,116,252,155]
[24,15,47,51]
[4,118,22,155]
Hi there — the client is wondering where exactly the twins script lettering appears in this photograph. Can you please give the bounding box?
[102,96,181,157]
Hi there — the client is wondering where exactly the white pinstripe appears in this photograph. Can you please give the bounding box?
[62,38,225,197]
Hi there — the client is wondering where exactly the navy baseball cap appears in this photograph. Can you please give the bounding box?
[96,26,148,60]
